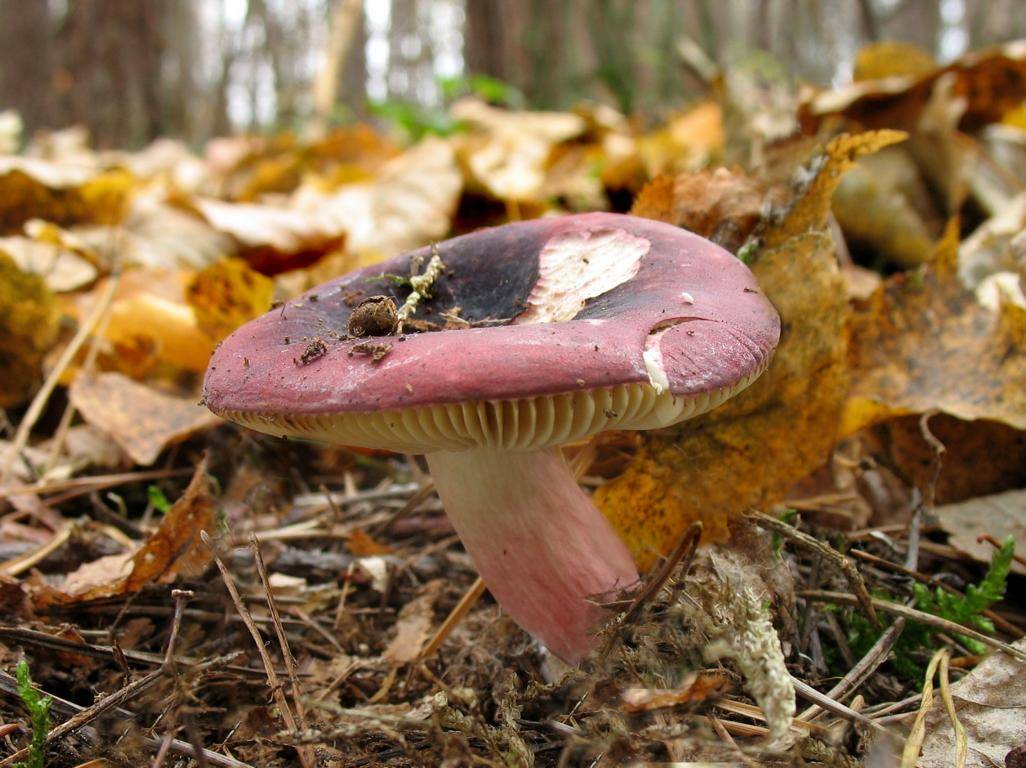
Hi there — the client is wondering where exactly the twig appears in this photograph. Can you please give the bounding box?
[418,577,487,660]
[798,617,906,721]
[800,590,1026,662]
[203,532,313,768]
[1,273,119,481]
[0,522,73,576]
[250,535,315,768]
[1,467,191,502]
[748,509,880,628]
[789,676,894,738]
[617,522,702,628]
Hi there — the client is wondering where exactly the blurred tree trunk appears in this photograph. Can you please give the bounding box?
[0,0,53,137]
[313,0,364,128]
[59,0,167,147]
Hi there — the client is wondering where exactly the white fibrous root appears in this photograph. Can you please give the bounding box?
[679,548,795,746]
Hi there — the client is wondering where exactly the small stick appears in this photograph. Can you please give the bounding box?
[418,577,487,660]
[748,509,880,628]
[800,589,1026,662]
[203,532,314,768]
[250,535,315,768]
[798,617,906,721]
[790,675,894,739]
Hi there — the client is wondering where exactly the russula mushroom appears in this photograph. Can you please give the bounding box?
[204,213,780,663]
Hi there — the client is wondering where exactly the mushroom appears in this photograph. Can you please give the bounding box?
[203,213,780,663]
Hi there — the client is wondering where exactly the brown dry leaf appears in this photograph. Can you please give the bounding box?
[69,372,219,465]
[452,99,585,201]
[936,489,1026,575]
[189,197,345,274]
[384,579,443,665]
[620,670,733,713]
[307,136,461,261]
[346,528,393,556]
[186,258,274,342]
[920,637,1026,767]
[0,156,133,233]
[596,132,900,570]
[800,40,1026,134]
[0,251,59,407]
[53,459,217,603]
[843,221,1026,433]
[630,168,773,253]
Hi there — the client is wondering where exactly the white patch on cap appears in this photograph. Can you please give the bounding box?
[515,228,649,324]
[642,328,670,394]
[681,291,694,304]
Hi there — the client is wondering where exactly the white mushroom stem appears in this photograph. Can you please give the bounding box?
[425,446,639,663]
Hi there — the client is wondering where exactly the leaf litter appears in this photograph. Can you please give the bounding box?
[1,39,1026,768]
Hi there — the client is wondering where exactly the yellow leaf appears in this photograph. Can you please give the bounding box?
[186,258,274,342]
[854,41,936,81]
[0,157,133,233]
[597,133,900,570]
[0,252,59,407]
[843,221,1026,433]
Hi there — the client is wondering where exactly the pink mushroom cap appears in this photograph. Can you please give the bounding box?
[204,212,780,663]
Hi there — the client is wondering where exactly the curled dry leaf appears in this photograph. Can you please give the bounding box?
[186,257,274,342]
[0,251,59,407]
[799,39,1026,134]
[384,579,444,665]
[620,670,733,713]
[630,167,773,253]
[596,132,903,568]
[0,156,133,233]
[452,98,585,201]
[843,221,1026,434]
[50,459,217,604]
[69,372,220,466]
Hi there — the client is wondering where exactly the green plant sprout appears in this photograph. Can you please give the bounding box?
[14,659,51,768]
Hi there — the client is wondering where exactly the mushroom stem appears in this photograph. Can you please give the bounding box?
[425,446,639,663]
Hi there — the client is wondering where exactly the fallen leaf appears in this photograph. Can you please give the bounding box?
[60,460,216,604]
[0,156,133,233]
[0,235,97,292]
[346,528,393,556]
[189,197,345,274]
[308,136,461,260]
[384,579,443,664]
[620,670,733,712]
[186,258,274,342]
[630,167,775,253]
[69,372,220,465]
[597,132,901,569]
[453,99,585,201]
[937,489,1026,575]
[0,251,59,407]
[843,221,1026,433]
[853,41,937,81]
[800,40,1026,134]
[920,637,1026,767]
[637,102,724,177]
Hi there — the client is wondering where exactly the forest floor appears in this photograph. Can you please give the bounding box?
[2,41,1026,767]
